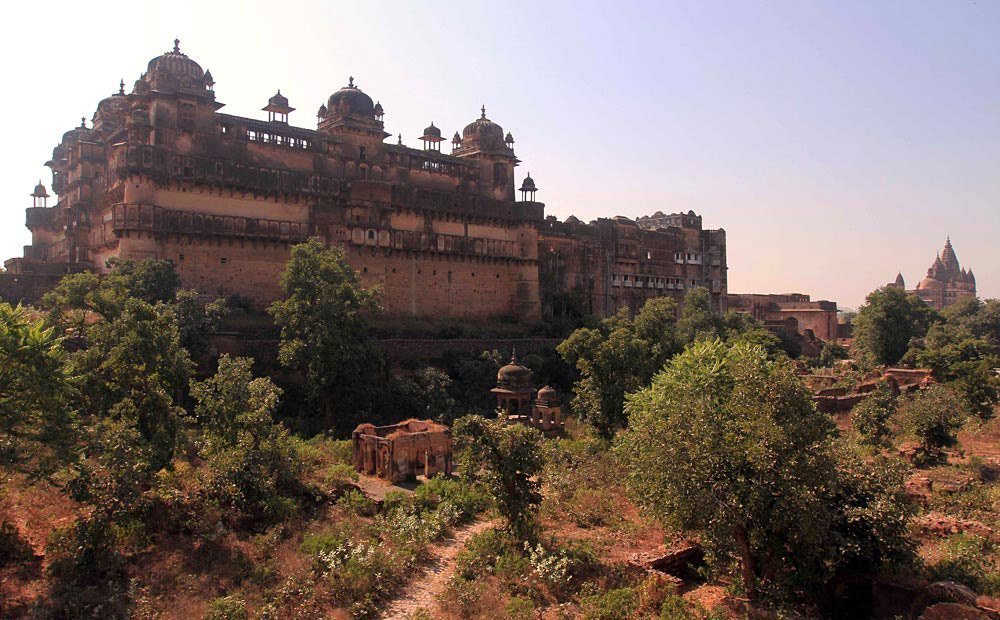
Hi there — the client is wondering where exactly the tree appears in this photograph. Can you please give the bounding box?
[170,289,229,359]
[853,381,898,447]
[558,324,655,439]
[453,415,544,540]
[104,257,181,305]
[676,287,720,345]
[616,340,837,594]
[908,298,1000,420]
[853,287,938,366]
[0,303,76,478]
[190,355,301,527]
[70,298,192,469]
[899,384,968,457]
[268,239,385,434]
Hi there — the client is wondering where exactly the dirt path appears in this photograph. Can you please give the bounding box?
[379,519,496,620]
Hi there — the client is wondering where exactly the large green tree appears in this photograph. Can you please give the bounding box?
[70,298,192,469]
[853,287,938,366]
[453,415,544,541]
[0,303,76,478]
[269,238,385,434]
[616,340,912,595]
[191,355,301,527]
[908,297,1000,419]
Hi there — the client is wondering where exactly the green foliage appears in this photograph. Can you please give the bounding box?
[817,341,850,368]
[929,534,1000,596]
[907,297,1000,420]
[191,355,301,528]
[268,239,385,434]
[171,289,229,358]
[677,287,719,344]
[104,256,181,305]
[853,381,898,447]
[899,384,969,455]
[853,286,938,366]
[71,298,192,468]
[454,415,544,540]
[826,441,916,574]
[45,518,133,619]
[580,586,639,620]
[384,367,460,424]
[617,340,913,597]
[337,489,377,517]
[203,595,248,620]
[0,303,75,476]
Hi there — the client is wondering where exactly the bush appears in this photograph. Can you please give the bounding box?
[929,534,1000,596]
[581,586,639,620]
[336,489,377,517]
[853,381,897,447]
[45,519,133,619]
[899,385,969,456]
[412,476,489,523]
[204,595,248,620]
[456,528,518,579]
[505,596,536,619]
[0,521,32,566]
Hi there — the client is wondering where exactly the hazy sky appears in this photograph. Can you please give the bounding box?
[2,0,997,309]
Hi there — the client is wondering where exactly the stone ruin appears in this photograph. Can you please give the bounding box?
[352,419,452,483]
[810,367,934,413]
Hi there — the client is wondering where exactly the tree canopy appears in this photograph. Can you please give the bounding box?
[269,239,385,434]
[616,340,913,595]
[853,287,938,366]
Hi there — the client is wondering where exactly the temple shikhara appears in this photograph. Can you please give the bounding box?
[888,238,977,311]
[2,40,728,319]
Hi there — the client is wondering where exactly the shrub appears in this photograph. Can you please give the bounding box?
[0,522,32,566]
[581,586,639,620]
[899,385,969,456]
[930,534,1000,596]
[506,596,536,619]
[203,595,248,620]
[315,539,413,618]
[336,489,376,517]
[853,381,897,447]
[659,595,696,620]
[45,519,132,619]
[456,528,518,579]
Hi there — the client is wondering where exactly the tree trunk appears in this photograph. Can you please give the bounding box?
[735,524,756,598]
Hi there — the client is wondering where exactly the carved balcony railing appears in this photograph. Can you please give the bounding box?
[111,203,312,243]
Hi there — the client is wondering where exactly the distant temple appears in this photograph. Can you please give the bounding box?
[889,238,977,311]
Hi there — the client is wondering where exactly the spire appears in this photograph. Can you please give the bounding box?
[119,79,125,95]
[397,133,402,145]
[480,104,487,119]
[348,76,355,88]
[173,38,180,53]
[511,346,518,365]
[894,272,905,287]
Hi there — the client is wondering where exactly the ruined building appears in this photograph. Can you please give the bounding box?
[889,238,977,311]
[3,41,726,320]
[352,419,452,483]
[728,293,840,341]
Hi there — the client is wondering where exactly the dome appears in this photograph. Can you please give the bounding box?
[146,39,204,81]
[519,173,537,192]
[268,90,289,109]
[374,101,384,116]
[565,215,581,224]
[917,276,942,291]
[536,385,558,402]
[497,350,532,388]
[31,181,48,198]
[326,77,375,118]
[462,105,505,147]
[422,122,442,139]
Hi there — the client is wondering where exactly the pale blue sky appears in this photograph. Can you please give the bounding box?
[2,0,997,308]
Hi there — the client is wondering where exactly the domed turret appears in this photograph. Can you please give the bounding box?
[419,122,444,152]
[263,89,294,123]
[142,39,215,98]
[519,172,538,201]
[31,181,49,208]
[146,39,204,80]
[496,349,532,389]
[373,101,384,120]
[459,105,508,152]
[326,76,376,118]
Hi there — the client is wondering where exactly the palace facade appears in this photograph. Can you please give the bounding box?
[3,41,726,320]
